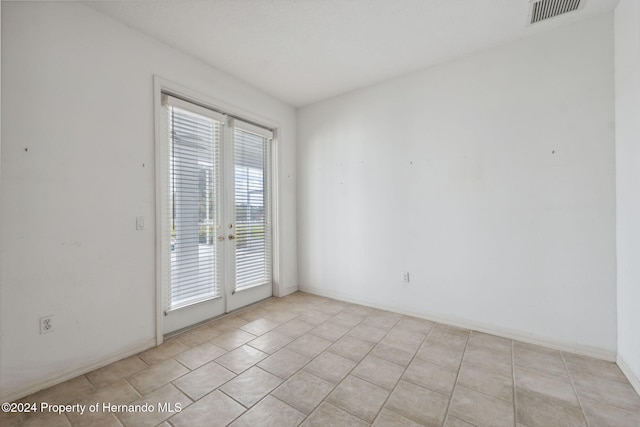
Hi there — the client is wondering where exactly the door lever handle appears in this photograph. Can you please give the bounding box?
[217,236,225,241]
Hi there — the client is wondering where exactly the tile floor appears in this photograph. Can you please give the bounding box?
[3,292,640,427]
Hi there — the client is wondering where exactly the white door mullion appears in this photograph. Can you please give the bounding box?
[223,117,237,305]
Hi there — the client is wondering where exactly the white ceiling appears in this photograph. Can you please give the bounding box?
[85,0,619,107]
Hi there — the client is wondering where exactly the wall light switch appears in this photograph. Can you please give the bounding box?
[136,216,145,230]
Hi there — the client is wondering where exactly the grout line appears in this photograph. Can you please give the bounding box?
[560,351,591,427]
[208,299,360,425]
[296,307,406,425]
[294,305,391,425]
[441,328,471,426]
[367,320,436,425]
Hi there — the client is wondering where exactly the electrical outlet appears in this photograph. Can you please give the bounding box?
[40,316,54,334]
[402,272,410,283]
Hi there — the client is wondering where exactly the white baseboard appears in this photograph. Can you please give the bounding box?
[278,286,299,298]
[617,355,640,396]
[1,338,156,403]
[300,286,617,362]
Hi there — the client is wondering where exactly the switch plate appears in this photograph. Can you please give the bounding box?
[136,216,145,230]
[402,272,410,283]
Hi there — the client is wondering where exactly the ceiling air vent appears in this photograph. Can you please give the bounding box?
[530,0,583,24]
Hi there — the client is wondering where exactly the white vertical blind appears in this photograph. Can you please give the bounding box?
[164,95,224,311]
[233,123,272,292]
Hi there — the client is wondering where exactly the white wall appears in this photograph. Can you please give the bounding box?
[0,2,297,401]
[298,15,616,357]
[615,0,640,394]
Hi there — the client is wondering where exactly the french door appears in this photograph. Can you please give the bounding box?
[159,94,273,334]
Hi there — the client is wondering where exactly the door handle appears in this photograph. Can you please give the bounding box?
[228,235,235,240]
[217,236,225,241]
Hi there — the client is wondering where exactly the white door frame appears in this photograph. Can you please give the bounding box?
[153,76,281,345]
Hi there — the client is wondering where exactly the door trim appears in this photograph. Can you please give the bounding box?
[153,75,281,345]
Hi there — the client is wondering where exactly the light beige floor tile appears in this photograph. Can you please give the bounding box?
[211,329,257,351]
[370,341,416,366]
[326,375,389,422]
[215,345,269,374]
[272,371,335,414]
[395,316,435,335]
[514,347,568,379]
[327,335,375,362]
[66,379,139,425]
[168,390,245,427]
[330,311,366,328]
[0,411,23,427]
[403,358,457,396]
[257,348,312,379]
[581,397,640,427]
[25,376,95,406]
[467,331,512,352]
[516,389,586,427]
[458,362,513,403]
[20,292,640,427]
[353,355,405,390]
[463,346,512,377]
[314,300,350,315]
[234,307,271,323]
[138,339,189,365]
[175,324,221,347]
[515,365,579,407]
[308,321,352,342]
[247,330,293,354]
[210,315,248,332]
[285,334,332,358]
[373,408,426,426]
[572,374,640,411]
[294,309,332,326]
[219,367,282,408]
[444,416,476,427]
[303,351,356,384]
[273,319,315,338]
[563,352,629,383]
[126,358,189,395]
[348,323,388,343]
[116,384,191,427]
[343,304,376,317]
[240,318,280,336]
[263,310,298,324]
[173,341,227,370]
[363,310,402,329]
[449,385,514,427]
[21,412,71,427]
[229,395,305,427]
[71,412,123,427]
[425,327,469,352]
[386,328,427,349]
[513,341,562,357]
[436,324,471,335]
[385,380,449,426]
[172,361,235,400]
[302,402,369,427]
[416,341,465,370]
[86,356,147,388]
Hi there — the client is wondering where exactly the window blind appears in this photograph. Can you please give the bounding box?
[233,122,272,292]
[164,95,224,311]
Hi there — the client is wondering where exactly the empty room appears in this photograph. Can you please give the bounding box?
[1,0,639,426]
